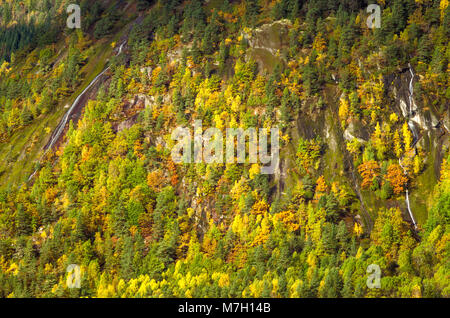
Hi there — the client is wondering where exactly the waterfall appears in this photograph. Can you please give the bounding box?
[400,65,419,229]
[27,169,38,182]
[45,41,126,152]
[398,64,419,229]
[27,41,127,182]
[45,67,109,152]
[398,158,418,229]
[118,42,125,54]
[26,67,108,182]
[407,64,419,145]
[408,63,414,114]
[405,189,417,228]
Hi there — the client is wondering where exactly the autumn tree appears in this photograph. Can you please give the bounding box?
[358,160,380,189]
[386,164,408,195]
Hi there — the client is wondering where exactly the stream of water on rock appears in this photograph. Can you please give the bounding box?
[402,64,418,229]
[27,42,126,182]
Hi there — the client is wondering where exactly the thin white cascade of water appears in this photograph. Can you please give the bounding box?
[47,41,126,151]
[27,41,127,182]
[118,42,125,54]
[398,158,418,229]
[45,67,109,151]
[407,64,419,143]
[405,189,417,228]
[27,169,37,182]
[408,63,414,114]
[396,64,419,230]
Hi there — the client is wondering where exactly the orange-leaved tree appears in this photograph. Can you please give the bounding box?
[386,164,408,195]
[357,160,380,188]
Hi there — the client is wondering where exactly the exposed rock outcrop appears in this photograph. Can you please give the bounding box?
[245,19,291,73]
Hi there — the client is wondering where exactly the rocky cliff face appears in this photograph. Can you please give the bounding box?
[243,20,449,233]
[245,19,291,73]
[387,66,449,179]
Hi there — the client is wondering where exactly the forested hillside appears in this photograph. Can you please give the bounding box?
[0,0,448,298]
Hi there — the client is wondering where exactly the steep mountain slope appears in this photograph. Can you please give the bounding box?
[0,0,448,298]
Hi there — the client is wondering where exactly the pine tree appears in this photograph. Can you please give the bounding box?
[120,236,135,280]
[16,205,31,236]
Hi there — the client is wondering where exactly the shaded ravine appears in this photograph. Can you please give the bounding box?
[331,99,374,233]
[322,79,374,233]
[352,169,373,232]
